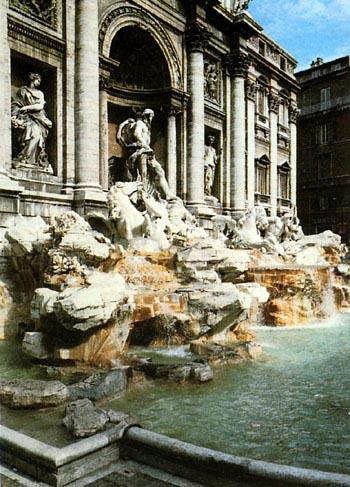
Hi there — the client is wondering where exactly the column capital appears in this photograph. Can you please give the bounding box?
[161,104,182,117]
[245,78,257,102]
[268,92,280,114]
[185,21,209,53]
[289,103,300,123]
[224,52,251,78]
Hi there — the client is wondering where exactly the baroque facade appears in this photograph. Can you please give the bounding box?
[296,56,350,244]
[0,0,299,224]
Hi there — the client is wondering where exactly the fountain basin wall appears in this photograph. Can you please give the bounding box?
[2,424,350,487]
[0,424,125,486]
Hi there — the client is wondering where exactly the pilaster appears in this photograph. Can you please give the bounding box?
[164,105,181,195]
[269,92,279,216]
[225,52,250,214]
[99,89,109,191]
[246,78,257,208]
[75,0,104,203]
[0,0,22,198]
[185,21,208,207]
[289,102,299,206]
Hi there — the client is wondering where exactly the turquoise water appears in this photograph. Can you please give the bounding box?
[0,339,46,380]
[105,313,350,474]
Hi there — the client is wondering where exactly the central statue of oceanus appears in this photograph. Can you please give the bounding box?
[116,109,176,201]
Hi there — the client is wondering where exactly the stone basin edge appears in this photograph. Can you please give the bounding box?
[1,424,350,486]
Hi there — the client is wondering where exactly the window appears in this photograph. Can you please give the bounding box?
[255,156,270,195]
[278,162,291,199]
[318,153,333,179]
[320,87,331,109]
[318,123,332,144]
[279,102,289,126]
[280,57,286,71]
[257,89,268,116]
[302,89,311,107]
[259,41,266,56]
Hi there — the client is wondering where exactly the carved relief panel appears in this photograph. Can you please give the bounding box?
[10,0,57,29]
[204,58,221,104]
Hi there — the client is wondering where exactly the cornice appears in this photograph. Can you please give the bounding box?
[8,15,65,53]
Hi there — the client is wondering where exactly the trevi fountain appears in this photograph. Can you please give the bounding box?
[1,108,350,486]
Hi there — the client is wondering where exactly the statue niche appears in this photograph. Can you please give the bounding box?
[11,73,53,172]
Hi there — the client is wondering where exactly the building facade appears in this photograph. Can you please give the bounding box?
[296,56,350,243]
[0,0,299,225]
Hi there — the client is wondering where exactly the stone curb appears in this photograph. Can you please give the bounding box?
[122,427,350,487]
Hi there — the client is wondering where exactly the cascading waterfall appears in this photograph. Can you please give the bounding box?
[320,269,337,317]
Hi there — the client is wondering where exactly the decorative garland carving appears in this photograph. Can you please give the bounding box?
[268,93,280,113]
[245,78,257,101]
[289,103,300,123]
[185,21,209,53]
[9,0,57,29]
[224,52,251,77]
[99,5,182,89]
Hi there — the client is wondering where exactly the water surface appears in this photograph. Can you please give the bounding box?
[105,313,350,474]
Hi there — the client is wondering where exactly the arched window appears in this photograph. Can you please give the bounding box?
[278,161,291,200]
[255,155,270,196]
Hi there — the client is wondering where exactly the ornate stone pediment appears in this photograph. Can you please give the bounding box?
[10,0,57,28]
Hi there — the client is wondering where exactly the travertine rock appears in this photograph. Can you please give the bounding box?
[5,215,50,257]
[31,288,59,321]
[22,331,50,359]
[53,272,132,332]
[0,379,68,409]
[62,398,131,438]
[68,369,129,401]
[183,282,248,338]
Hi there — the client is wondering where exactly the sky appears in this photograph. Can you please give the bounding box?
[248,0,350,71]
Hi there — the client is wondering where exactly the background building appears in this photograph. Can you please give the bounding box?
[296,56,350,244]
[0,0,299,225]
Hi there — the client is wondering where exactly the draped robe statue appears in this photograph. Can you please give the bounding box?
[11,73,52,170]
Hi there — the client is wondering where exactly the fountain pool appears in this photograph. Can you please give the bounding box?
[104,312,350,475]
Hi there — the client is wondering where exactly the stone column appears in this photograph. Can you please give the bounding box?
[0,0,22,196]
[185,22,208,206]
[289,103,299,206]
[246,78,257,208]
[165,106,180,196]
[269,92,280,217]
[99,89,109,191]
[75,0,102,199]
[0,0,11,174]
[226,53,250,214]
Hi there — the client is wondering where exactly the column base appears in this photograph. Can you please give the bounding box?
[74,184,106,203]
[73,184,107,217]
[186,201,216,218]
[230,208,247,219]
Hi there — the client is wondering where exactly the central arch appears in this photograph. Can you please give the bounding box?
[109,26,171,90]
[99,5,182,89]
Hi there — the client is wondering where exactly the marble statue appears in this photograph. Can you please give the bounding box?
[116,109,176,200]
[204,135,218,196]
[232,0,251,14]
[204,63,218,101]
[11,73,53,171]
